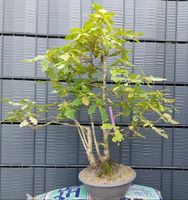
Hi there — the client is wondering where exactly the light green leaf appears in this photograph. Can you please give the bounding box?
[23,55,45,63]
[20,120,29,128]
[112,129,124,143]
[82,96,90,106]
[152,127,168,139]
[133,131,146,139]
[92,3,103,11]
[145,76,167,82]
[64,108,76,120]
[99,107,108,122]
[101,123,113,130]
[29,116,38,125]
[162,113,179,125]
[88,104,97,115]
[60,54,70,61]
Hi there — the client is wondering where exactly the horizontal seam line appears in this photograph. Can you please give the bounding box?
[1,122,188,129]
[0,77,188,86]
[0,32,188,44]
[0,165,187,170]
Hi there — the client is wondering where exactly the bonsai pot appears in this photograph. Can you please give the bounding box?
[79,165,136,200]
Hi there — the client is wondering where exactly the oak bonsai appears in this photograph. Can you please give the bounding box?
[3,3,177,185]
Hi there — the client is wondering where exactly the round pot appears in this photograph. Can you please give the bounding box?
[79,166,136,200]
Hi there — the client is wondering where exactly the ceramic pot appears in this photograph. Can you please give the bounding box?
[79,166,136,200]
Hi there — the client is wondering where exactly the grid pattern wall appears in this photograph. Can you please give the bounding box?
[0,0,188,200]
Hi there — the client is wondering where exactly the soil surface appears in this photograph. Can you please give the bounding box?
[80,164,135,185]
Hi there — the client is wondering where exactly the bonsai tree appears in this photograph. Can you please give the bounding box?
[2,3,177,173]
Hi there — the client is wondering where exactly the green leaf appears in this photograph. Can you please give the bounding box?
[82,96,90,106]
[29,116,38,125]
[128,93,134,98]
[60,54,70,61]
[162,113,179,125]
[112,129,124,143]
[98,9,107,14]
[128,74,139,81]
[72,98,82,107]
[92,3,103,12]
[41,59,49,72]
[20,120,29,127]
[23,55,45,63]
[64,108,76,120]
[101,123,113,130]
[133,131,146,139]
[145,76,167,82]
[99,107,108,122]
[152,127,168,139]
[88,104,97,115]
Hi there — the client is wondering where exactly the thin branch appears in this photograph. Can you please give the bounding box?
[74,120,89,149]
[90,114,102,160]
[76,125,88,151]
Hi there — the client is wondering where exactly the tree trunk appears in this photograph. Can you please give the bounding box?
[86,150,97,167]
[102,129,110,161]
[101,55,110,161]
[86,127,97,167]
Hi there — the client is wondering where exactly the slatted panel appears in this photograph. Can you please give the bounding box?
[172,170,188,200]
[1,168,33,200]
[135,0,166,40]
[3,36,36,77]
[0,0,187,200]
[45,168,78,191]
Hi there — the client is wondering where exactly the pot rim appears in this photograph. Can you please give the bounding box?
[79,166,136,188]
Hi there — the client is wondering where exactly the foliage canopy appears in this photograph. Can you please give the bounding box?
[2,3,178,167]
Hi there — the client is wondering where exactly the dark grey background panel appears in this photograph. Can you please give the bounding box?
[177,2,188,41]
[1,0,184,42]
[3,36,36,77]
[2,80,35,119]
[172,170,188,200]
[46,125,79,165]
[161,170,172,200]
[174,86,188,125]
[1,125,34,165]
[124,0,134,30]
[176,44,188,82]
[173,129,188,167]
[135,0,166,40]
[0,0,3,32]
[34,128,46,165]
[134,42,165,78]
[4,0,37,33]
[48,0,81,35]
[45,168,78,191]
[166,1,176,41]
[0,168,33,200]
[134,169,161,191]
[37,0,48,35]
[131,129,162,167]
[2,37,68,78]
[0,36,2,76]
[34,168,45,196]
[165,43,175,82]
[162,129,173,166]
[121,139,131,165]
[36,38,48,78]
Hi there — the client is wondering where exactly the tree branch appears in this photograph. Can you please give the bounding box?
[89,114,102,160]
